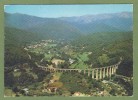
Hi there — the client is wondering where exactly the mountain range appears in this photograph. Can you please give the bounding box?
[5,12,132,40]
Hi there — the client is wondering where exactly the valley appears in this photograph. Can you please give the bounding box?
[4,37,133,97]
[4,11,133,97]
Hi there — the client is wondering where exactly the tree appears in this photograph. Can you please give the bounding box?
[98,54,109,66]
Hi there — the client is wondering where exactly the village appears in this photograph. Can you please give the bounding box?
[24,39,93,70]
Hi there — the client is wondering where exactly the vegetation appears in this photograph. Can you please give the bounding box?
[4,12,133,96]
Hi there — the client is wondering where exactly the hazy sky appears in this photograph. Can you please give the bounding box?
[4,4,133,18]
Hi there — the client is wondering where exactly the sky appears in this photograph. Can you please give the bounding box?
[4,4,133,18]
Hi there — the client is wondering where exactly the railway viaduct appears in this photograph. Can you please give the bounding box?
[36,57,122,80]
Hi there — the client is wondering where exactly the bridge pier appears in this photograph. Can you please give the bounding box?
[106,68,109,77]
[88,70,90,77]
[99,68,102,79]
[92,70,94,79]
[96,69,98,80]
[109,67,112,77]
[114,65,118,74]
[55,69,57,72]
[103,68,105,78]
[112,67,114,75]
[49,69,51,72]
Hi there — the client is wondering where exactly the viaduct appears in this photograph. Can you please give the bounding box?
[36,57,122,80]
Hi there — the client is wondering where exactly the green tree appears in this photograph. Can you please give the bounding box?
[98,54,109,66]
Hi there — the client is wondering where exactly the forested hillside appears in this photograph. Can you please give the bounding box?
[71,31,132,76]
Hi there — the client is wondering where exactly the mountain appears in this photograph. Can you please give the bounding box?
[5,13,82,40]
[5,12,132,39]
[4,27,42,46]
[4,27,36,66]
[59,12,133,33]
